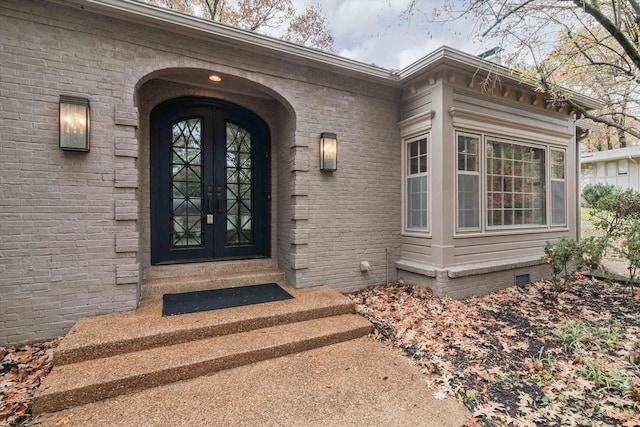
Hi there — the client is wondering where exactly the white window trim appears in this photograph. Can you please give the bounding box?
[550,148,566,227]
[399,111,433,237]
[452,130,570,237]
[455,132,482,232]
[403,134,430,234]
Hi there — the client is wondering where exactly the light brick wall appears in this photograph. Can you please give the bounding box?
[0,0,404,343]
[399,262,553,300]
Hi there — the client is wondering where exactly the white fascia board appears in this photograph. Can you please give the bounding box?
[398,46,603,111]
[581,149,640,163]
[53,0,398,85]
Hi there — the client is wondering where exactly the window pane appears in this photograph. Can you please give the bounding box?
[409,141,418,157]
[458,175,479,228]
[171,118,203,248]
[407,176,428,230]
[458,153,465,171]
[458,135,480,172]
[618,159,628,175]
[467,154,477,172]
[410,157,418,174]
[552,180,565,225]
[408,138,427,175]
[551,150,565,179]
[606,162,616,177]
[596,163,605,177]
[486,140,546,226]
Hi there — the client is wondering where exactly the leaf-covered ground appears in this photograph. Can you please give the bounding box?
[0,339,60,427]
[349,279,640,426]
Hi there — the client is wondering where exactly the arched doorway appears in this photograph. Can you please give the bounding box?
[150,96,270,264]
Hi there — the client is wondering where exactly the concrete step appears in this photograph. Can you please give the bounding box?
[33,314,372,415]
[141,268,285,302]
[54,285,355,365]
[143,258,276,280]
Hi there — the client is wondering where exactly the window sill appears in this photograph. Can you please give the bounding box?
[454,227,569,239]
[402,230,432,239]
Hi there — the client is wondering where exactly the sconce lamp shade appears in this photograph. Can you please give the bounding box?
[320,132,337,171]
[59,96,90,151]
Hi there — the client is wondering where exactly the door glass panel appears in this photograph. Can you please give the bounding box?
[171,118,203,247]
[226,122,254,246]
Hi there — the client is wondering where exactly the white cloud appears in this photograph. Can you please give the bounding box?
[292,0,491,69]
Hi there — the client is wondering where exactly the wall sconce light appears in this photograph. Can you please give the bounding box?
[320,132,337,171]
[59,96,90,151]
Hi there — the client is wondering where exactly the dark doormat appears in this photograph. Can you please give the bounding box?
[162,283,294,316]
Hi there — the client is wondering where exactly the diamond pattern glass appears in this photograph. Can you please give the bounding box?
[171,119,203,247]
[226,123,254,245]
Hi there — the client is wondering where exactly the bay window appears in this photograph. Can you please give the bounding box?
[455,132,568,232]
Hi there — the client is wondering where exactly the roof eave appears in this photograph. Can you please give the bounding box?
[52,0,399,85]
[397,46,603,111]
[49,0,604,110]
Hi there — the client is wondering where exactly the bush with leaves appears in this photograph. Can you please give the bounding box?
[581,183,617,207]
[543,238,579,288]
[575,236,608,273]
[589,188,640,238]
[615,223,640,295]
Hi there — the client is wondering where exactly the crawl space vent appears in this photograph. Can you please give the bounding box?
[514,273,531,286]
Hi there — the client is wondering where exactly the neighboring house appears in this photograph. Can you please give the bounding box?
[0,0,599,345]
[580,146,640,192]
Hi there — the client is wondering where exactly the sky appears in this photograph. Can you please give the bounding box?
[291,0,493,70]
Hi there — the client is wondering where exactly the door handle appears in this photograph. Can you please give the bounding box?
[216,186,223,214]
[207,187,213,213]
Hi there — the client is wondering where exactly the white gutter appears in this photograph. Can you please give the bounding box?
[581,152,640,163]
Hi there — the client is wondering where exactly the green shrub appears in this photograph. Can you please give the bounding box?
[616,223,640,295]
[590,188,640,238]
[582,183,617,207]
[543,238,579,287]
[575,236,608,272]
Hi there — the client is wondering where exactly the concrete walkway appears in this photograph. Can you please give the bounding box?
[30,337,470,427]
[602,259,630,278]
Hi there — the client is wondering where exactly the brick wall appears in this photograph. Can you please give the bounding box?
[0,0,404,343]
[399,262,553,300]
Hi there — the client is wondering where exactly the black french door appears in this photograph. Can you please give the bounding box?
[150,97,269,264]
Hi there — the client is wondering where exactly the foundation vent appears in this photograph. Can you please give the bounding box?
[514,273,531,286]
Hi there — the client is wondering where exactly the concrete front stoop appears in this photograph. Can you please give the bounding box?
[33,260,372,415]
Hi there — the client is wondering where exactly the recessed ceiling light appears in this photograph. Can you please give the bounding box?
[208,75,222,82]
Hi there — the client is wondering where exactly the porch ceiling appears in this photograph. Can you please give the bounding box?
[156,72,275,101]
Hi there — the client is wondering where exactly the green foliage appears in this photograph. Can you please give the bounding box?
[579,359,632,395]
[543,238,578,287]
[615,222,640,295]
[556,320,586,350]
[582,183,617,207]
[575,236,608,272]
[590,188,640,238]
